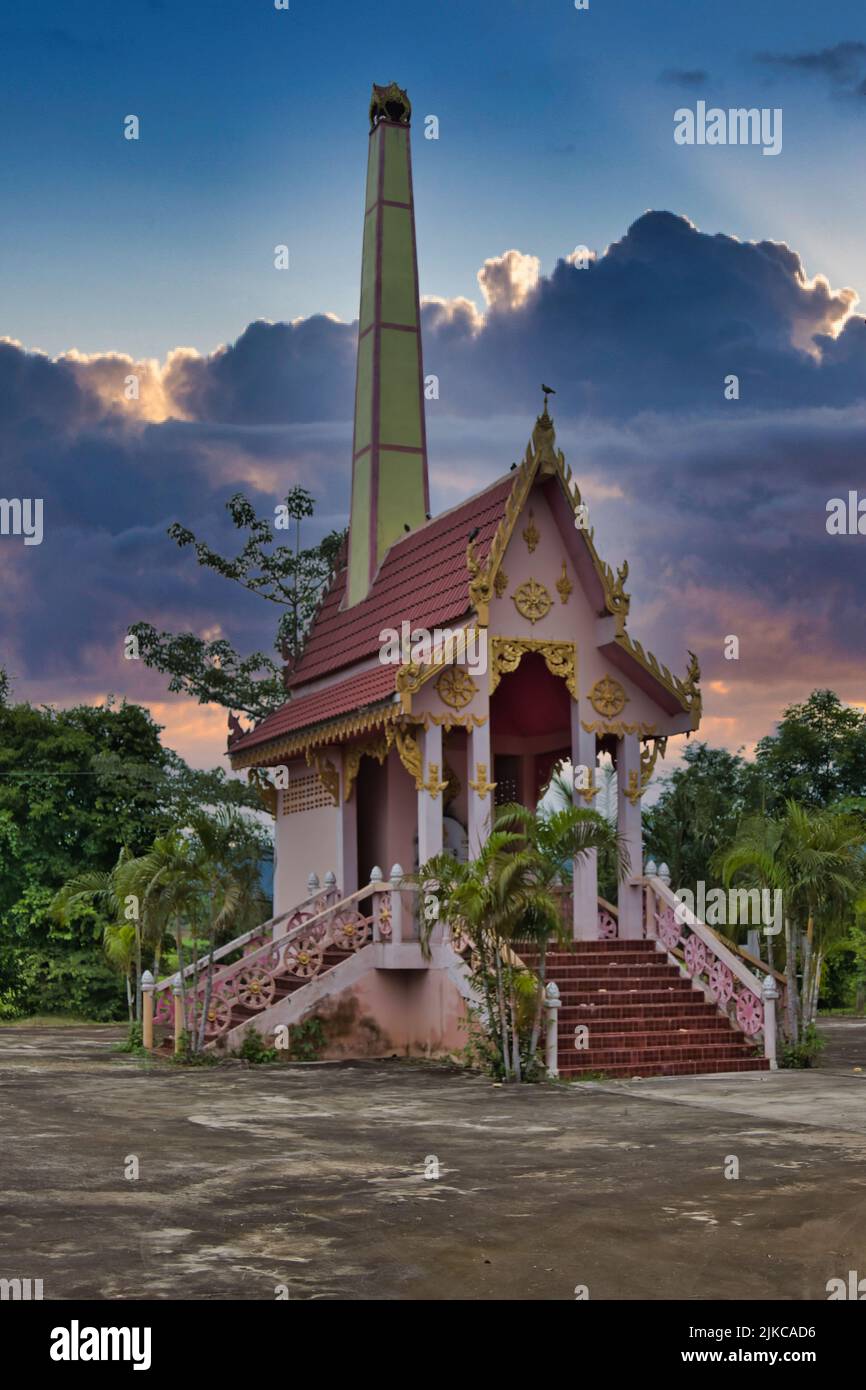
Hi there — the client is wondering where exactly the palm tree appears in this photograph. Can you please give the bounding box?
[51,847,162,1022]
[717,801,864,1041]
[186,807,268,1052]
[417,803,630,1081]
[495,802,630,1062]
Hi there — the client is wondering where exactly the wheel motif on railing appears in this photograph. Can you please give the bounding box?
[656,907,681,950]
[234,967,276,1010]
[242,933,267,956]
[332,912,371,951]
[285,909,313,933]
[735,989,763,1036]
[283,938,323,978]
[684,934,708,977]
[185,993,233,1037]
[708,959,734,1005]
[597,911,617,940]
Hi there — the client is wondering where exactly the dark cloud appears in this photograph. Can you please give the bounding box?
[658,69,709,88]
[755,40,866,93]
[2,209,865,757]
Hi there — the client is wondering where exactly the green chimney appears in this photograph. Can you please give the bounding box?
[346,83,430,606]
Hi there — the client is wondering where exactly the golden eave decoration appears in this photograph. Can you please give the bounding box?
[344,731,394,801]
[624,736,668,804]
[305,750,340,807]
[512,578,552,625]
[229,701,401,772]
[469,763,496,800]
[522,509,539,553]
[489,638,577,700]
[581,720,658,738]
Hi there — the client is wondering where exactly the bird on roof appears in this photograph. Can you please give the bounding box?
[403,523,411,532]
[542,383,556,412]
[468,526,480,541]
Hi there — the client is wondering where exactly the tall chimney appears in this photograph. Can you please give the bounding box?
[346,82,430,606]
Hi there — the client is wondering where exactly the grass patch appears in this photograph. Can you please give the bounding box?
[0,1015,121,1029]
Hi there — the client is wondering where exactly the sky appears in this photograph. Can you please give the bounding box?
[1,0,865,771]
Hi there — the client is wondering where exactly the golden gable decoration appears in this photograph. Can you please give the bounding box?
[556,560,573,604]
[589,675,628,718]
[489,638,577,700]
[512,578,552,624]
[522,508,539,553]
[435,666,478,710]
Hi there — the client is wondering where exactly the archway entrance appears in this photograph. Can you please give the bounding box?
[490,651,571,810]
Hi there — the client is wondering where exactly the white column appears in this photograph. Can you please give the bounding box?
[417,722,444,865]
[468,717,493,858]
[616,732,643,939]
[571,703,599,940]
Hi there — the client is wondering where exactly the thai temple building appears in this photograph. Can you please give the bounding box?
[179,83,779,1077]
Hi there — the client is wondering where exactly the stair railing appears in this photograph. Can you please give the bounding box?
[154,869,414,1043]
[152,871,340,1008]
[639,873,783,1068]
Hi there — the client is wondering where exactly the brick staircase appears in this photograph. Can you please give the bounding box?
[521,939,769,1079]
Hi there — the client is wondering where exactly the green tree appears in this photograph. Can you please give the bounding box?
[717,801,864,1042]
[755,690,866,810]
[643,742,765,893]
[129,488,345,722]
[418,803,628,1081]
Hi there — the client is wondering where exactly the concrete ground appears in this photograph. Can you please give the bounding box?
[0,1019,864,1300]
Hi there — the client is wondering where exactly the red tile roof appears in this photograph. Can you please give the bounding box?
[228,471,514,759]
[289,472,513,687]
[228,663,398,755]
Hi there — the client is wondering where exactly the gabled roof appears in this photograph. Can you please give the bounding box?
[286,474,513,688]
[228,407,701,767]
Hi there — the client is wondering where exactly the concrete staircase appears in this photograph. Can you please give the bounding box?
[522,939,769,1079]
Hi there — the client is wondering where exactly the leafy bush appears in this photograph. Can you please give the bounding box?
[236,1030,279,1064]
[780,1024,826,1069]
[288,1016,325,1061]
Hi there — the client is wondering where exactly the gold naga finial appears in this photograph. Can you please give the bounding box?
[369,82,412,129]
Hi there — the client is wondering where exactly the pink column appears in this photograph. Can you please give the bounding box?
[337,749,358,895]
[616,731,643,939]
[571,702,599,940]
[418,722,444,865]
[468,717,493,857]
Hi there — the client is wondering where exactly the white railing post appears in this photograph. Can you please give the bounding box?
[389,863,404,945]
[658,862,671,888]
[307,872,320,896]
[324,870,337,900]
[545,982,561,1079]
[762,974,779,1070]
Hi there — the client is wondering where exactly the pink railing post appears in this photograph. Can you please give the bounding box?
[762,974,779,1070]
